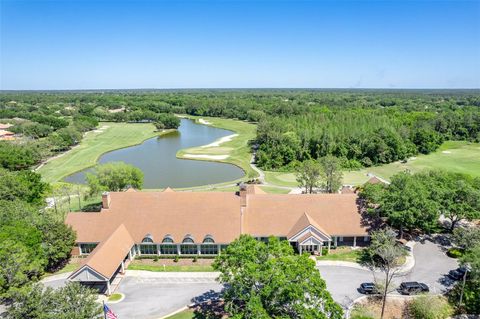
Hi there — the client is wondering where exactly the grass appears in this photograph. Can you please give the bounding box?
[37,122,168,183]
[177,115,257,180]
[108,293,123,302]
[165,310,195,319]
[44,262,79,277]
[259,186,291,194]
[316,247,363,262]
[128,263,214,272]
[266,141,480,187]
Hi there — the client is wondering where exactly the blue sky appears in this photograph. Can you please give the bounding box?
[1,0,479,89]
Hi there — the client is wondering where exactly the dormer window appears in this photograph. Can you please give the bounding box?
[162,234,174,243]
[142,234,154,243]
[182,234,194,244]
[203,234,215,244]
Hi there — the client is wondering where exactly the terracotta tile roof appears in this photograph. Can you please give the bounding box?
[72,224,134,279]
[66,189,368,251]
[66,191,243,244]
[244,193,367,237]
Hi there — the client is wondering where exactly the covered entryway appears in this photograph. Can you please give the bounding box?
[68,224,134,295]
[287,212,332,256]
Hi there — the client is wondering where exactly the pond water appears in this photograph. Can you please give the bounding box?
[63,119,245,188]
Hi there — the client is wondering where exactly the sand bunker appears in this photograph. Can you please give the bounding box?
[198,118,212,125]
[184,154,229,160]
[201,134,238,148]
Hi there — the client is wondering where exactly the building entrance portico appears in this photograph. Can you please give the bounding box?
[300,244,320,254]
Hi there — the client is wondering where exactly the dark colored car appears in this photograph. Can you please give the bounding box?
[448,267,468,281]
[359,282,378,294]
[399,282,429,295]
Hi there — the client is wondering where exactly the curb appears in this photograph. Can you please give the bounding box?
[106,293,125,304]
[40,271,73,283]
[157,305,190,319]
[317,241,417,274]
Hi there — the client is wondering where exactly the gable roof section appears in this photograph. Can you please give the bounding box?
[69,224,134,280]
[66,191,242,244]
[287,212,330,239]
[297,231,325,245]
[244,194,367,237]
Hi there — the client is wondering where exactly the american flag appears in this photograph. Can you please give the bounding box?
[104,304,118,319]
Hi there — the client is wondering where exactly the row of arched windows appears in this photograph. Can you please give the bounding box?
[141,233,215,244]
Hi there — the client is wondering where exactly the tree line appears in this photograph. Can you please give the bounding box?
[1,90,478,171]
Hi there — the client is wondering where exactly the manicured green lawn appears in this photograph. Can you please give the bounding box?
[108,293,123,302]
[266,141,480,187]
[317,247,362,262]
[128,263,214,272]
[37,122,167,183]
[177,115,257,180]
[165,310,195,319]
[259,186,291,194]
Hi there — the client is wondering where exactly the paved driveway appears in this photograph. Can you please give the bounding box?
[317,238,459,307]
[109,276,222,319]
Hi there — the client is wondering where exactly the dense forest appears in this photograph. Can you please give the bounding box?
[0,89,479,171]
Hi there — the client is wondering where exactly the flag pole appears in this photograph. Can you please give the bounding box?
[103,300,107,319]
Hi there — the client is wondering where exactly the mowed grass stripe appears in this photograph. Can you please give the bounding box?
[37,122,163,183]
[265,141,480,187]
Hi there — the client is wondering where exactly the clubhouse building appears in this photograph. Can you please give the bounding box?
[66,184,369,294]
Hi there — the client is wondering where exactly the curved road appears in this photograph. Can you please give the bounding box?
[40,238,458,318]
[318,238,458,307]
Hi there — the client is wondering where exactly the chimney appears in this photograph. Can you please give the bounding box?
[102,192,111,209]
[239,183,247,207]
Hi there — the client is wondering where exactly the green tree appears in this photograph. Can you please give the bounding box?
[7,282,102,319]
[452,227,480,251]
[213,235,343,319]
[319,155,343,193]
[295,159,322,194]
[0,142,41,171]
[38,219,76,271]
[360,229,407,319]
[0,240,44,297]
[0,169,50,205]
[380,172,439,237]
[86,162,144,194]
[425,171,480,231]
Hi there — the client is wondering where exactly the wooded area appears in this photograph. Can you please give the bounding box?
[1,89,478,172]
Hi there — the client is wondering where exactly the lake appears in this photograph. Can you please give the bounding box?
[63,119,245,188]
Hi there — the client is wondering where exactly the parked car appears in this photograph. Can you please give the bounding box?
[359,282,378,294]
[448,266,468,281]
[398,282,429,295]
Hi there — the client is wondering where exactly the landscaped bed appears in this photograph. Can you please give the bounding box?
[128,258,215,272]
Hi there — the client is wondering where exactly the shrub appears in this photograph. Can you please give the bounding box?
[173,256,179,263]
[447,248,464,258]
[193,256,198,263]
[153,256,159,262]
[409,295,453,319]
[350,304,375,319]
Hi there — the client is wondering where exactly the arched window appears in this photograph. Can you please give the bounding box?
[203,235,215,244]
[142,234,154,243]
[162,234,174,243]
[182,234,194,244]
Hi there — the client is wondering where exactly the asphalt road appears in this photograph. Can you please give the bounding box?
[318,238,459,307]
[110,277,223,319]
[40,238,459,317]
